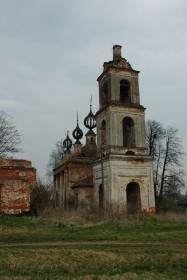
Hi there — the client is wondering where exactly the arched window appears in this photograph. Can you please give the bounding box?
[123,117,135,147]
[126,182,141,214]
[125,150,135,155]
[101,120,106,146]
[120,79,131,103]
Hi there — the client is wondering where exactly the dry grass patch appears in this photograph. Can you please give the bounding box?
[0,225,29,235]
[1,248,126,274]
[0,277,30,280]
[158,212,187,222]
[1,246,187,279]
[76,272,173,280]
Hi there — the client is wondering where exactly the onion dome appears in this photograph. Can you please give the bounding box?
[63,131,72,152]
[72,113,83,144]
[84,100,96,130]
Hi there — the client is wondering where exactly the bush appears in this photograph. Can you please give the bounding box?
[157,196,178,213]
[30,181,51,216]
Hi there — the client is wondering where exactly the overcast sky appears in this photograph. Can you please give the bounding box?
[0,0,187,184]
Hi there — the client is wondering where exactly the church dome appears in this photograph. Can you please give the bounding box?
[72,113,83,144]
[63,131,72,152]
[84,104,96,131]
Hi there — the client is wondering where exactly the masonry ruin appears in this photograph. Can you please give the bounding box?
[0,157,36,214]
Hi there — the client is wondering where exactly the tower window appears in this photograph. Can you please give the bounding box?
[123,117,135,147]
[101,120,106,147]
[120,79,131,103]
[101,83,108,107]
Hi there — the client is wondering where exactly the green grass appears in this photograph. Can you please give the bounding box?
[0,214,187,279]
[0,245,187,279]
[0,215,187,243]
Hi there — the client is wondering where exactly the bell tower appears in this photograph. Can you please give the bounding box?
[93,45,155,213]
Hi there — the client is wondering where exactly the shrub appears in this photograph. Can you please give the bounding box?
[30,180,51,216]
[157,196,178,213]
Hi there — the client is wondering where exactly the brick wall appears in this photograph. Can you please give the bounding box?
[0,157,36,214]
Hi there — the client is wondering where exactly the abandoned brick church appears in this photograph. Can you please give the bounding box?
[53,45,156,213]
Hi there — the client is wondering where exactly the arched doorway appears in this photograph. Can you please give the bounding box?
[99,184,104,213]
[126,182,141,214]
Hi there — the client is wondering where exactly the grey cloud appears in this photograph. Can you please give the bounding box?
[0,0,186,182]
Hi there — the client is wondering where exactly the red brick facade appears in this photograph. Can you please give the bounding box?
[0,158,36,214]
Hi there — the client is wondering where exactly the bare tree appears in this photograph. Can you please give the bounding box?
[158,126,184,204]
[146,120,165,160]
[146,120,165,199]
[46,138,64,180]
[146,120,185,208]
[0,111,22,157]
[163,169,185,199]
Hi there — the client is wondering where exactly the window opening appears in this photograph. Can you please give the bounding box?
[101,120,106,147]
[102,83,108,107]
[125,150,135,155]
[123,117,135,147]
[120,79,131,103]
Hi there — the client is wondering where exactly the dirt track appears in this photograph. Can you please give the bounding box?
[1,241,187,248]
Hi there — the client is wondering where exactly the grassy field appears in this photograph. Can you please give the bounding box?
[0,213,187,279]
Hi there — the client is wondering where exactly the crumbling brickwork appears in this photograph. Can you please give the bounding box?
[0,158,36,214]
[54,155,94,208]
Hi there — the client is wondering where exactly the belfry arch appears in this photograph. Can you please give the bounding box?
[120,79,131,103]
[126,182,141,214]
[123,117,135,148]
